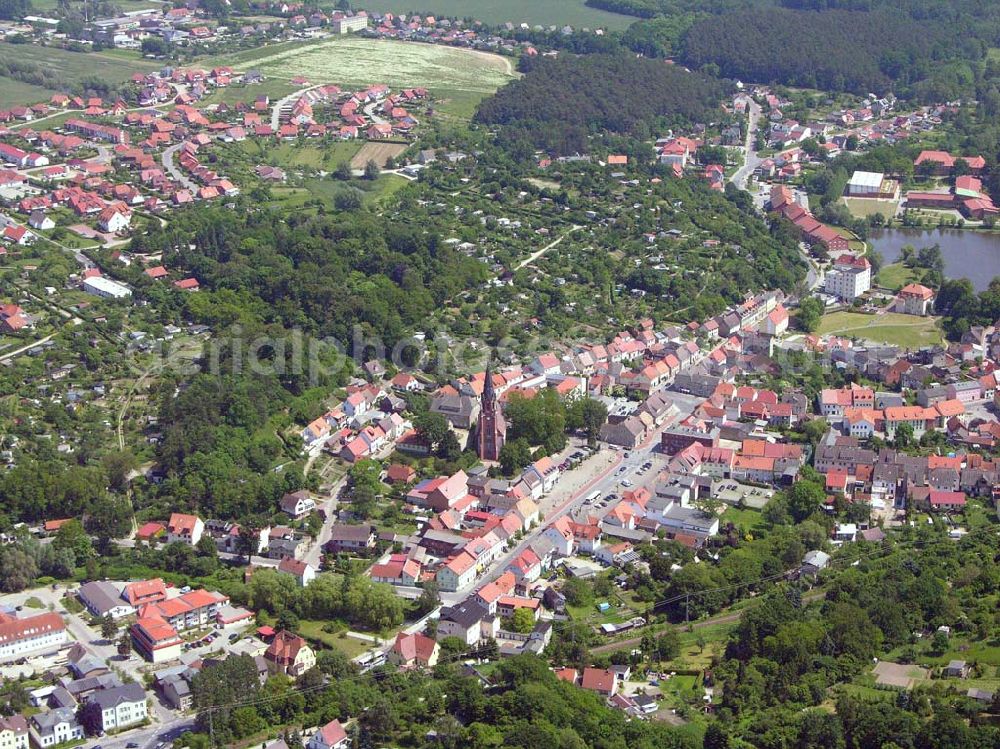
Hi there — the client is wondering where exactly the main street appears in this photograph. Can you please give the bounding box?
[729,95,763,190]
[438,390,706,607]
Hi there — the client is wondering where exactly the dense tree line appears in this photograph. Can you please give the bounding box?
[131,205,490,352]
[475,54,727,155]
[680,7,984,97]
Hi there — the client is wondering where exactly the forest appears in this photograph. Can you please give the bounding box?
[474,54,727,155]
[679,7,982,97]
[126,205,490,351]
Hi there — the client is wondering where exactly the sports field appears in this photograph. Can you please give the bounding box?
[333,0,634,29]
[217,37,517,118]
[816,311,943,347]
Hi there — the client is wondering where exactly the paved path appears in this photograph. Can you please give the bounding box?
[161,142,198,192]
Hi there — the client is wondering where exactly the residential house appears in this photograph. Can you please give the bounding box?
[88,682,147,732]
[264,630,316,677]
[166,512,204,546]
[277,557,316,587]
[308,720,349,749]
[388,632,440,669]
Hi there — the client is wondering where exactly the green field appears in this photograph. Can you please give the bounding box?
[816,311,944,347]
[334,0,635,29]
[0,43,159,105]
[214,37,518,119]
[876,262,924,291]
[843,197,899,220]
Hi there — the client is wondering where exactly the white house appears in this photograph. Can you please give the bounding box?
[90,683,148,732]
[308,720,349,749]
[435,550,477,592]
[277,557,316,587]
[166,513,204,546]
[28,709,83,748]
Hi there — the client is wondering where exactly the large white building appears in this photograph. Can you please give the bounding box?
[0,611,67,662]
[82,276,132,299]
[332,12,367,33]
[824,253,871,301]
[846,170,885,196]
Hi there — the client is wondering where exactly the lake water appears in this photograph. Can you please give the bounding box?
[869,229,1000,291]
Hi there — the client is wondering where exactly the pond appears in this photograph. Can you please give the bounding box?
[869,228,1000,291]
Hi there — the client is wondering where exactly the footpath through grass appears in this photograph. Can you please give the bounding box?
[816,310,943,347]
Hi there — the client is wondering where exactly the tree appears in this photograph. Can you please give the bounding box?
[894,422,914,448]
[117,631,132,657]
[416,581,441,615]
[100,615,117,641]
[414,412,450,453]
[364,159,380,180]
[787,480,825,523]
[333,161,353,180]
[510,607,536,634]
[236,517,264,564]
[703,724,731,749]
[276,608,300,632]
[797,296,824,333]
[53,519,93,565]
[0,547,38,592]
[567,397,609,446]
[931,628,949,654]
[655,629,680,661]
[499,438,532,476]
[141,36,169,56]
[77,700,103,736]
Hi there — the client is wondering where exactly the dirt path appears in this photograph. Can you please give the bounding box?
[515,224,582,271]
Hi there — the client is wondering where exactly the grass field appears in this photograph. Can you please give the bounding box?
[236,139,363,170]
[816,311,943,347]
[215,37,517,119]
[876,262,924,291]
[0,43,159,105]
[843,197,899,220]
[334,0,635,29]
[720,506,765,535]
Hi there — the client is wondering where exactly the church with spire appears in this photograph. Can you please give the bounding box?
[475,363,507,461]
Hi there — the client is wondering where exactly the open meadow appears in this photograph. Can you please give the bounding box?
[0,43,158,105]
[816,310,943,347]
[215,37,518,119]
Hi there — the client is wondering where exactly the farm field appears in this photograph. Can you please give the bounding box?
[358,0,636,30]
[214,37,518,119]
[816,310,944,347]
[0,43,159,105]
[350,141,408,169]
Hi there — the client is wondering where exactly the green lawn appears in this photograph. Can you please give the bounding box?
[720,506,765,535]
[876,262,924,291]
[297,619,383,659]
[23,597,44,609]
[816,311,944,347]
[843,197,899,220]
[333,0,635,29]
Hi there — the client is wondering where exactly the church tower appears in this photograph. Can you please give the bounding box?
[476,362,507,461]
